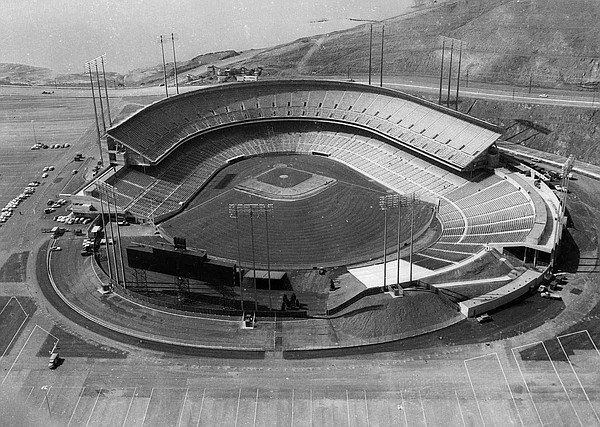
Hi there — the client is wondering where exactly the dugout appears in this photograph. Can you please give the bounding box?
[244,270,288,290]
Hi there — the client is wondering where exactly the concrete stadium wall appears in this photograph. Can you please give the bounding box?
[458,267,548,317]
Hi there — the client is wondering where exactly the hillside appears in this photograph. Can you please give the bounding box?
[232,0,600,88]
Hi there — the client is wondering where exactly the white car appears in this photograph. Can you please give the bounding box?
[42,173,49,178]
[50,246,62,251]
[43,167,49,172]
[539,93,549,98]
[48,166,55,171]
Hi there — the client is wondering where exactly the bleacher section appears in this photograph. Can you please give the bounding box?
[108,80,501,171]
[105,121,537,273]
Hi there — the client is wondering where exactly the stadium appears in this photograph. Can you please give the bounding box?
[67,78,566,332]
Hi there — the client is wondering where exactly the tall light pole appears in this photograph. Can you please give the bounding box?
[229,203,274,311]
[95,60,107,134]
[369,24,373,85]
[380,194,406,293]
[229,204,245,310]
[446,40,454,108]
[85,61,104,166]
[455,42,463,111]
[438,39,446,105]
[97,181,127,289]
[100,56,112,126]
[159,35,169,98]
[379,25,385,87]
[171,33,180,95]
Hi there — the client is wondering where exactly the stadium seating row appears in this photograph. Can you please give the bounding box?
[108,82,500,171]
[108,124,535,269]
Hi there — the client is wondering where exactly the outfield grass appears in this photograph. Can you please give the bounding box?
[162,154,434,269]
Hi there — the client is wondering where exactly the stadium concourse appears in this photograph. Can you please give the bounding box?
[67,79,564,334]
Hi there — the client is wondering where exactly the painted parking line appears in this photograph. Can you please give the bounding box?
[254,388,292,427]
[197,388,241,426]
[1,324,58,385]
[0,297,29,366]
[556,331,600,424]
[464,353,521,426]
[512,341,582,426]
[311,387,349,426]
[421,391,464,427]
[141,387,188,427]
[80,387,138,427]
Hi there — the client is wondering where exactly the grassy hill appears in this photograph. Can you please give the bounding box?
[231,0,600,88]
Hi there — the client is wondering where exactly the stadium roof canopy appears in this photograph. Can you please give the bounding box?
[107,80,502,171]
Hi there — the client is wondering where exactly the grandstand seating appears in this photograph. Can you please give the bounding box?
[103,81,541,273]
[106,121,536,273]
[108,80,501,171]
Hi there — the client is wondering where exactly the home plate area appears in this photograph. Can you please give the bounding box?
[236,163,337,201]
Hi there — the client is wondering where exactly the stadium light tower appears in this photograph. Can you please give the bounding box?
[96,181,127,289]
[229,203,274,311]
[85,61,104,166]
[171,33,180,95]
[158,35,169,98]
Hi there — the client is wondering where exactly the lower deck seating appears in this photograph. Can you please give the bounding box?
[108,124,538,269]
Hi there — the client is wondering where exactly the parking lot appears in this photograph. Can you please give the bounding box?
[2,294,600,427]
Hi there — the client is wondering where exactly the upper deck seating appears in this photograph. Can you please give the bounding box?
[108,80,501,171]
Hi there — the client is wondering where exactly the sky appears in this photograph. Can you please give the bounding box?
[1,0,414,74]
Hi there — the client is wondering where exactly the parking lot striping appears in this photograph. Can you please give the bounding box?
[346,389,351,427]
[540,341,583,426]
[310,388,313,427]
[67,387,85,427]
[39,385,52,410]
[234,387,242,427]
[0,296,28,317]
[455,390,466,427]
[364,389,370,427]
[556,336,600,424]
[25,386,35,402]
[177,387,190,427]
[400,390,408,427]
[141,387,154,427]
[494,352,524,427]
[2,325,36,385]
[85,387,102,427]
[463,358,486,427]
[122,386,136,427]
[195,387,206,427]
[0,297,29,362]
[558,330,600,360]
[510,344,544,426]
[291,388,295,427]
[419,390,427,426]
[253,388,259,427]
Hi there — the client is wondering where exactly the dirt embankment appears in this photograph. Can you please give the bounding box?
[452,97,600,166]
